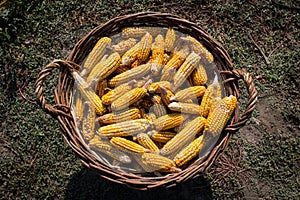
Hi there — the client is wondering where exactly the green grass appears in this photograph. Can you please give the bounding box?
[1,0,299,199]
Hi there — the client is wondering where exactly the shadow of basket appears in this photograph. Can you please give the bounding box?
[65,167,213,200]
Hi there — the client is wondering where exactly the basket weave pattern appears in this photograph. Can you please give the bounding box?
[35,12,257,190]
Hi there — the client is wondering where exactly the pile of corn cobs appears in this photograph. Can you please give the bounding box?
[72,27,237,174]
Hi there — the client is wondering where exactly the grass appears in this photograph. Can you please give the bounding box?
[1,0,299,199]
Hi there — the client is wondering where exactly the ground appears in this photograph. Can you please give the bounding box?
[0,0,299,199]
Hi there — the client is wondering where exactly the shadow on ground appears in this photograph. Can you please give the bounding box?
[65,167,212,200]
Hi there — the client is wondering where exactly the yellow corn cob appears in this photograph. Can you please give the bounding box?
[198,95,237,158]
[122,27,149,38]
[172,52,201,91]
[160,116,206,156]
[199,74,223,117]
[150,95,167,117]
[111,38,137,54]
[89,135,131,163]
[121,42,140,66]
[141,152,181,173]
[160,86,175,106]
[163,53,171,65]
[101,80,135,105]
[97,107,140,125]
[147,130,176,143]
[164,27,176,52]
[110,137,149,153]
[133,154,155,173]
[135,133,159,153]
[122,27,161,38]
[186,35,214,63]
[149,34,164,75]
[72,72,106,115]
[83,37,112,74]
[81,101,96,141]
[115,65,130,74]
[147,81,172,94]
[173,134,204,167]
[111,87,147,111]
[160,47,189,81]
[97,119,151,137]
[136,32,153,64]
[95,79,107,98]
[168,102,201,115]
[153,113,184,131]
[205,95,237,136]
[191,63,208,86]
[170,86,206,102]
[86,52,121,83]
[75,95,84,122]
[108,63,152,87]
[173,117,192,133]
[131,60,139,68]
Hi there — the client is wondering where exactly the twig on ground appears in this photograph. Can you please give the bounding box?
[248,33,271,65]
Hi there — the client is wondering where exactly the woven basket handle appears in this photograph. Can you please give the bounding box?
[222,69,258,132]
[34,60,80,118]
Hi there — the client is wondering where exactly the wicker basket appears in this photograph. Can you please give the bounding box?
[35,12,257,190]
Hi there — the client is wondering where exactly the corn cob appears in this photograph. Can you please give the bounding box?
[111,87,147,111]
[173,116,192,133]
[75,95,84,122]
[160,86,175,106]
[95,79,107,98]
[97,119,151,137]
[81,101,96,141]
[135,133,160,153]
[86,52,121,83]
[141,152,181,173]
[89,135,131,163]
[147,81,172,94]
[149,34,164,75]
[163,53,171,65]
[170,86,206,102]
[160,47,189,81]
[108,63,152,87]
[102,80,135,105]
[153,113,184,131]
[72,72,106,115]
[199,95,237,158]
[110,137,150,153]
[186,35,214,63]
[122,27,161,38]
[173,134,204,167]
[147,130,176,143]
[172,52,201,91]
[82,37,112,75]
[96,108,140,125]
[168,102,201,115]
[164,27,176,52]
[115,65,130,74]
[121,42,140,66]
[131,60,139,68]
[133,154,156,173]
[136,32,153,64]
[191,63,208,86]
[150,95,167,117]
[111,38,137,54]
[160,116,206,156]
[199,74,222,117]
[204,95,237,136]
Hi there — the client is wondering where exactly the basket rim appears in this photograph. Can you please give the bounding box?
[35,12,258,190]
